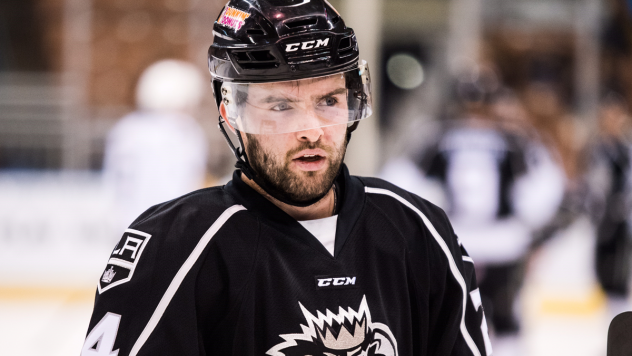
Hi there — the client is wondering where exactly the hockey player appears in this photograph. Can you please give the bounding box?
[381,68,564,347]
[104,60,208,232]
[81,1,491,355]
[587,92,632,315]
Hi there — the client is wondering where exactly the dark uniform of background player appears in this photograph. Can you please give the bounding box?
[586,92,632,315]
[81,1,491,355]
[384,67,564,340]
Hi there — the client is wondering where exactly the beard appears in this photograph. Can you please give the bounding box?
[244,132,347,204]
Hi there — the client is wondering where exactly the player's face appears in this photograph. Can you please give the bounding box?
[241,76,349,203]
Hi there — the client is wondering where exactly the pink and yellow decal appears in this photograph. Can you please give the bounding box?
[217,6,251,31]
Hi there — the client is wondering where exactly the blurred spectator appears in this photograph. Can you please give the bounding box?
[104,59,208,232]
[381,66,565,346]
[521,75,585,184]
[585,92,632,315]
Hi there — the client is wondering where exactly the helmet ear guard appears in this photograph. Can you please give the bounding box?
[214,77,249,176]
[212,78,224,109]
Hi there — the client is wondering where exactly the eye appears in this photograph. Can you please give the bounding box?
[272,102,292,111]
[321,96,338,107]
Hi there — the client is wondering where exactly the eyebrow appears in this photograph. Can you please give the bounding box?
[313,87,346,102]
[257,87,346,104]
[259,95,300,104]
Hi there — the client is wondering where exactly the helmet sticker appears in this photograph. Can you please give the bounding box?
[266,295,398,356]
[218,6,251,31]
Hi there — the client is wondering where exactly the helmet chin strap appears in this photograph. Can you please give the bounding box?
[218,116,359,208]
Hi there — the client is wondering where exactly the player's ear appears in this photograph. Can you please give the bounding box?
[219,102,236,134]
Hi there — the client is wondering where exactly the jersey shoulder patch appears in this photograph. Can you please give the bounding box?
[98,228,152,294]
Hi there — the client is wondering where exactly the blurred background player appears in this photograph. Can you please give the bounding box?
[381,65,566,353]
[585,92,632,316]
[103,59,209,232]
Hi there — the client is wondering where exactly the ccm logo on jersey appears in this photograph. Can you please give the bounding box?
[97,229,152,294]
[315,276,357,289]
[285,38,330,52]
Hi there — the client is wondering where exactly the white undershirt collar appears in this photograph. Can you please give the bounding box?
[298,215,338,256]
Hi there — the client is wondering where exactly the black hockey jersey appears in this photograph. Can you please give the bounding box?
[81,165,491,356]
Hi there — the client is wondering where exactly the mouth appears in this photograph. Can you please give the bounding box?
[291,150,328,171]
[294,154,324,163]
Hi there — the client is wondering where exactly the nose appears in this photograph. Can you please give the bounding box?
[295,126,324,142]
[294,107,324,142]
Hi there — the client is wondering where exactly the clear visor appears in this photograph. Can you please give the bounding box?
[220,62,372,134]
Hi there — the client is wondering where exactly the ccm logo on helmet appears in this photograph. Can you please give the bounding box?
[316,276,356,288]
[285,38,330,52]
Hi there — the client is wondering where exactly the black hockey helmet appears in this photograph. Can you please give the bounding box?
[207,0,372,207]
[208,0,361,87]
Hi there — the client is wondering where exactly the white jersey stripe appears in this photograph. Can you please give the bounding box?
[463,256,474,263]
[365,187,482,356]
[130,204,247,356]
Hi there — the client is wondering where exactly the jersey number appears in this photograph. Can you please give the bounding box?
[81,313,121,356]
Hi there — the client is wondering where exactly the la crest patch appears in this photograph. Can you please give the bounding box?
[98,229,151,294]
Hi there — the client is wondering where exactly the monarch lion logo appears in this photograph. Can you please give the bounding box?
[267,295,398,356]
